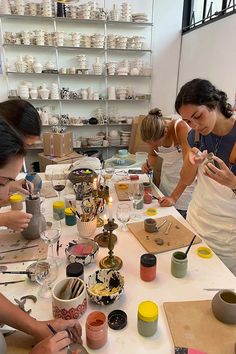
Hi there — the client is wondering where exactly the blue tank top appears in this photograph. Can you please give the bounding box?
[187,120,236,175]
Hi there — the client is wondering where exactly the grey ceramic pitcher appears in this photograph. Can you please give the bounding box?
[22,197,46,240]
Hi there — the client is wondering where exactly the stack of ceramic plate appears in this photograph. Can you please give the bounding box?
[132,13,149,23]
[87,136,103,147]
[120,130,131,145]
[108,136,120,146]
[120,2,132,22]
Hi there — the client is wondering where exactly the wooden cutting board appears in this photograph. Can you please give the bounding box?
[115,183,161,201]
[127,215,201,253]
[6,331,36,354]
[0,231,48,264]
[164,300,236,354]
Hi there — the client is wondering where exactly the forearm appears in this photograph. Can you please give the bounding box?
[147,154,157,168]
[0,213,7,227]
[180,157,198,185]
[170,179,188,202]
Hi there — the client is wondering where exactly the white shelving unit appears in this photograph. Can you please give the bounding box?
[0,1,154,161]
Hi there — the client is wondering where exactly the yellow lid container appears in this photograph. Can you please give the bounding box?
[53,201,65,209]
[138,301,158,322]
[9,194,23,203]
[65,207,74,216]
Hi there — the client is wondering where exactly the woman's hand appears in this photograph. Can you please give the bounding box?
[36,319,82,344]
[0,211,32,231]
[142,162,151,173]
[189,148,208,165]
[203,155,236,189]
[30,331,71,354]
[158,196,175,207]
[9,179,34,195]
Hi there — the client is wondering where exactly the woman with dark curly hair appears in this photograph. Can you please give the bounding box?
[176,78,236,275]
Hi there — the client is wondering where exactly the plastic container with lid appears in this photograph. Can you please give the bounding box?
[137,301,158,337]
[86,311,108,349]
[53,201,65,220]
[140,254,156,282]
[65,208,77,226]
[9,194,23,211]
[66,262,84,280]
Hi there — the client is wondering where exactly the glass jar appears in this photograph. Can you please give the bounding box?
[64,194,76,208]
[53,201,65,221]
[137,301,158,337]
[140,254,156,282]
[171,251,188,278]
[9,194,23,211]
[65,208,77,226]
[86,311,108,349]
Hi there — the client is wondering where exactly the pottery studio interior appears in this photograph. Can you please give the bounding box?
[0,1,235,354]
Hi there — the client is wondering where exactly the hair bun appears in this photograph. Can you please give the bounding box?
[148,108,163,117]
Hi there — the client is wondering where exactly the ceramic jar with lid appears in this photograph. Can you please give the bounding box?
[86,311,108,349]
[9,194,23,211]
[137,301,158,337]
[65,208,77,226]
[140,254,156,282]
[53,201,65,221]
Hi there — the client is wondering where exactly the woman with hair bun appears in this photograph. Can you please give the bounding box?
[141,107,194,218]
[176,78,236,275]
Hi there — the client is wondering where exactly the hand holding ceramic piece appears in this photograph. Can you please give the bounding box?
[211,289,236,324]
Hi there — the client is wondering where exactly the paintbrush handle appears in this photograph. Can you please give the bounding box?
[2,271,32,275]
[185,235,197,256]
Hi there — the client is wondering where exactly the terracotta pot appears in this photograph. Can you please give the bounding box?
[211,289,236,324]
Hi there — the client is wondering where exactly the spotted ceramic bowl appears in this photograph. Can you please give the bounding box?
[86,269,124,305]
[65,239,99,266]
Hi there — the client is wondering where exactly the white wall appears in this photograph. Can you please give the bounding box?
[151,0,184,115]
[178,13,236,104]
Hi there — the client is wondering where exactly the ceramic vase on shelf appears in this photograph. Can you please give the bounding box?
[21,197,46,240]
[39,83,50,100]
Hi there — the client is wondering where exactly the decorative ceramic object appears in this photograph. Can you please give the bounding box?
[212,290,236,324]
[21,197,46,240]
[33,62,43,74]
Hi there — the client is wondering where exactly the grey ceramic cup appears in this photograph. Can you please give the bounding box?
[171,251,188,278]
[144,218,158,233]
[211,290,236,324]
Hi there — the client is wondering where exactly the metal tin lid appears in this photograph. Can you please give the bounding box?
[138,301,158,322]
[141,254,156,267]
[66,262,84,277]
[9,194,23,202]
[108,310,127,330]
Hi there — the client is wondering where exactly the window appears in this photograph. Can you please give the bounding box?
[182,0,236,33]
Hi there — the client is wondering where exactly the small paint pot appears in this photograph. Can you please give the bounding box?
[137,301,158,337]
[144,218,158,233]
[143,193,152,204]
[140,254,156,282]
[86,311,108,349]
[171,251,188,278]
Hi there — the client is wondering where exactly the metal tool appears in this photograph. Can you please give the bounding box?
[203,288,235,291]
[0,280,26,285]
[157,219,167,230]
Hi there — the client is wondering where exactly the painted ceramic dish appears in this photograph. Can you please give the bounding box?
[86,269,124,305]
[65,239,99,266]
[68,168,97,185]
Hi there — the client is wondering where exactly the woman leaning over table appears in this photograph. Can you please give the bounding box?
[141,108,195,219]
[0,99,41,232]
[176,78,236,275]
[0,119,82,354]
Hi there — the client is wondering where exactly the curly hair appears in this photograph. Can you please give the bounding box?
[175,79,233,118]
[141,108,165,142]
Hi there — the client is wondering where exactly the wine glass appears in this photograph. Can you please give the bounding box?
[35,258,58,298]
[51,171,66,200]
[40,219,62,266]
[116,203,131,231]
[128,182,144,220]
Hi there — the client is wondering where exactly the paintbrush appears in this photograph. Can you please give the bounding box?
[0,245,38,254]
[69,201,80,218]
[185,235,197,256]
[0,280,26,285]
[24,179,33,200]
[1,271,33,275]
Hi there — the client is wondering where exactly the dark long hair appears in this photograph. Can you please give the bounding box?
[0,118,26,168]
[175,78,233,119]
[0,99,41,137]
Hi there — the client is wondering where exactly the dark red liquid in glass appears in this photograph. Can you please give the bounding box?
[53,184,65,192]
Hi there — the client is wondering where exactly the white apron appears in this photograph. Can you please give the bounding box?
[187,163,236,275]
[158,122,194,211]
